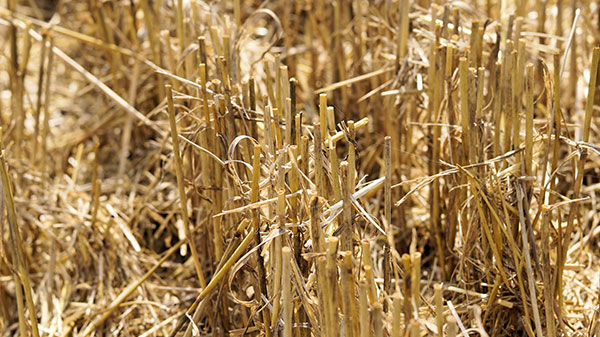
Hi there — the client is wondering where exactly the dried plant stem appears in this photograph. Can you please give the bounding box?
[345,252,360,336]
[398,0,409,62]
[91,179,101,227]
[326,106,335,135]
[264,59,275,106]
[273,108,283,149]
[285,98,293,146]
[383,136,394,304]
[493,59,503,163]
[12,270,27,337]
[70,143,84,185]
[373,302,384,337]
[361,241,378,304]
[250,144,261,207]
[139,0,163,97]
[359,279,369,337]
[9,21,19,154]
[525,63,535,177]
[383,244,392,314]
[383,139,392,227]
[175,0,186,74]
[435,283,444,336]
[332,0,348,109]
[325,238,339,337]
[41,36,54,175]
[32,31,48,163]
[263,103,275,157]
[459,57,471,164]
[249,144,272,336]
[166,84,206,286]
[314,122,327,198]
[402,254,412,325]
[340,251,355,337]
[329,117,369,144]
[540,53,561,337]
[270,190,287,327]
[430,37,446,280]
[316,256,331,337]
[392,294,402,337]
[583,47,599,144]
[409,320,420,337]
[249,77,258,138]
[162,30,177,81]
[314,68,392,95]
[516,184,544,337]
[210,104,224,260]
[567,5,578,112]
[470,21,480,68]
[347,121,357,184]
[512,41,525,159]
[514,17,523,43]
[340,161,353,251]
[410,252,421,314]
[475,66,484,143]
[447,316,458,337]
[275,56,283,112]
[0,141,40,337]
[329,143,341,202]
[319,94,328,141]
[282,246,293,337]
[503,41,515,155]
[300,135,309,180]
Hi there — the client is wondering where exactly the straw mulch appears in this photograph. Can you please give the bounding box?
[1,0,600,336]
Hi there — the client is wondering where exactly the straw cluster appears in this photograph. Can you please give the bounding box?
[1,0,600,336]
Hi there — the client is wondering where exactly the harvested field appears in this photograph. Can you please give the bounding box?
[1,0,600,336]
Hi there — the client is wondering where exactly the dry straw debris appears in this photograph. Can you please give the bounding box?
[1,0,600,336]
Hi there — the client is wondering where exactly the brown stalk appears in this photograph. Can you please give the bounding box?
[340,161,353,251]
[314,122,327,198]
